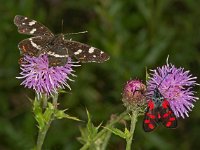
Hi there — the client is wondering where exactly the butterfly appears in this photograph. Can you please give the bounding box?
[14,15,110,66]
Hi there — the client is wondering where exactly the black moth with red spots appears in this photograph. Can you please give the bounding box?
[14,15,110,67]
[143,87,177,132]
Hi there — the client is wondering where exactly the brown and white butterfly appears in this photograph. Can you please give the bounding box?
[14,15,110,66]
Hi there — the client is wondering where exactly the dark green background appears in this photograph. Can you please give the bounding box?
[0,0,200,149]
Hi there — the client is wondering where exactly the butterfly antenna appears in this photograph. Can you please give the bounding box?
[64,31,88,36]
[61,19,64,33]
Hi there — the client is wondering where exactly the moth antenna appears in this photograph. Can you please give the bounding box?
[156,71,172,89]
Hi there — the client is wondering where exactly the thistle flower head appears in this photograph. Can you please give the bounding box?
[147,59,199,118]
[122,80,146,111]
[17,54,78,96]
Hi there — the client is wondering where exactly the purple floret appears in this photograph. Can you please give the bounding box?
[17,54,79,96]
[147,60,199,118]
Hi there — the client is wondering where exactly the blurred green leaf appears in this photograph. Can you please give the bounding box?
[104,126,129,139]
[54,109,80,121]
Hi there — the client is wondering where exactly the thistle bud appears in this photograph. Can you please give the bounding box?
[122,80,146,111]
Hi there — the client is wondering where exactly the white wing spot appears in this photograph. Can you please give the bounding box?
[93,55,96,58]
[24,17,28,20]
[22,22,25,25]
[47,51,68,58]
[30,39,41,50]
[29,21,36,26]
[100,51,104,54]
[89,47,95,53]
[74,49,82,55]
[30,28,37,34]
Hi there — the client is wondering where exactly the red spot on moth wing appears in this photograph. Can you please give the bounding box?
[169,117,176,121]
[160,101,177,128]
[157,113,161,119]
[148,123,155,129]
[162,113,169,118]
[144,120,150,123]
[162,99,170,109]
[143,109,158,132]
[147,113,156,119]
[148,100,154,110]
[166,121,172,127]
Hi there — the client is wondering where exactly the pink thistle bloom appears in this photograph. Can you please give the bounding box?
[122,80,146,110]
[17,54,79,96]
[147,59,199,118]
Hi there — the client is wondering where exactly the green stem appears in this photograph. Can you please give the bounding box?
[36,117,53,150]
[126,110,138,150]
[42,94,48,108]
[101,130,112,150]
[35,93,58,150]
[52,93,58,109]
[80,110,129,150]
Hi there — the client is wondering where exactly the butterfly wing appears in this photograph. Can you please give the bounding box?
[19,35,69,66]
[143,100,158,132]
[14,15,54,37]
[14,15,110,65]
[18,36,52,56]
[64,40,110,63]
[160,100,177,128]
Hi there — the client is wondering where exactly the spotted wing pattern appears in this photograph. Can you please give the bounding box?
[18,36,51,56]
[143,99,177,132]
[14,15,110,66]
[64,40,110,63]
[143,100,158,132]
[160,100,177,128]
[14,15,54,36]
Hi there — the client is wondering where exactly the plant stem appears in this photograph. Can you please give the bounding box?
[80,110,129,150]
[52,93,58,109]
[126,110,138,150]
[35,94,58,150]
[36,117,53,150]
[101,130,112,150]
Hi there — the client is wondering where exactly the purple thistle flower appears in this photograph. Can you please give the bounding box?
[147,59,199,118]
[17,54,79,96]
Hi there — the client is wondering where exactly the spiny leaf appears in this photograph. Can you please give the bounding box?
[104,127,127,139]
[33,98,44,129]
[86,109,99,140]
[55,109,80,121]
[43,103,54,122]
[33,98,42,115]
[124,127,130,139]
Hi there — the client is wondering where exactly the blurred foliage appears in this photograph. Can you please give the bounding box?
[0,0,200,149]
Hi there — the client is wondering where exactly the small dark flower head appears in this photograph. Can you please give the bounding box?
[122,80,147,111]
[17,54,79,96]
[147,59,199,118]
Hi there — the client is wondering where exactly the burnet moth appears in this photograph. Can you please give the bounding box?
[143,72,177,132]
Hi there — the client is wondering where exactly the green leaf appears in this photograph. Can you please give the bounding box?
[86,109,101,141]
[43,103,54,123]
[78,127,88,144]
[145,66,150,83]
[54,109,80,121]
[104,127,126,139]
[33,99,45,130]
[86,109,97,138]
[33,98,42,115]
[124,127,130,139]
